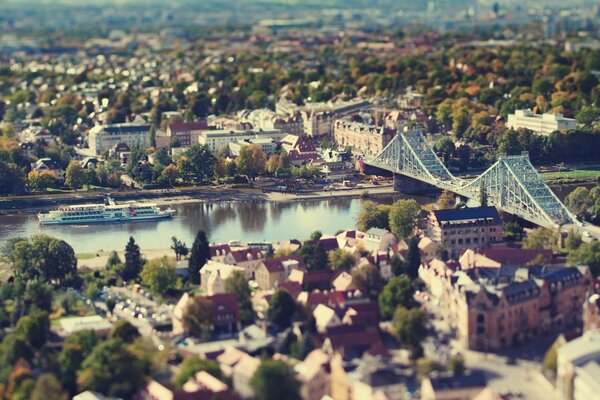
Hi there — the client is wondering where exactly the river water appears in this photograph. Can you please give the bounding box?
[0,195,433,253]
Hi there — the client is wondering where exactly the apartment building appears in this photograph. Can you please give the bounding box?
[506,109,577,136]
[88,123,151,155]
[196,129,284,152]
[426,207,503,259]
[333,118,393,156]
[155,120,208,148]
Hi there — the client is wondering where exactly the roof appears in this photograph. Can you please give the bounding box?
[210,244,231,258]
[217,346,247,367]
[428,371,487,391]
[477,247,553,266]
[58,315,112,334]
[432,206,501,225]
[230,248,263,263]
[556,330,600,365]
[501,280,540,304]
[101,123,150,134]
[168,121,208,133]
[233,354,261,376]
[365,228,390,237]
[261,255,304,273]
[324,325,385,354]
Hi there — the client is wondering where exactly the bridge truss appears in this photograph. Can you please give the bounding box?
[366,128,576,228]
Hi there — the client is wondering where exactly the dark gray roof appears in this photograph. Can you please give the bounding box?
[429,371,486,391]
[433,206,501,224]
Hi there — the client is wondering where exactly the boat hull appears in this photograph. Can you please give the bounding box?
[39,212,173,225]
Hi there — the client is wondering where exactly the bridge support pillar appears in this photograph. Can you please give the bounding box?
[393,174,438,195]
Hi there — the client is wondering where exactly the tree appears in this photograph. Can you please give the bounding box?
[437,190,455,210]
[171,236,189,261]
[224,271,254,325]
[250,360,301,400]
[110,320,140,343]
[448,354,465,376]
[31,373,68,400]
[389,199,421,239]
[405,237,422,280]
[569,241,600,277]
[77,338,146,399]
[522,228,560,251]
[59,330,98,394]
[183,297,213,338]
[173,356,222,388]
[565,187,593,216]
[310,230,323,241]
[16,310,49,349]
[378,276,415,319]
[268,289,296,330]
[177,145,216,184]
[392,307,428,351]
[328,248,356,270]
[123,237,143,281]
[479,181,488,207]
[140,257,178,294]
[27,171,56,192]
[351,264,384,299]
[307,242,328,271]
[237,144,267,180]
[0,334,33,366]
[160,164,179,186]
[189,230,210,284]
[565,230,583,252]
[434,136,455,160]
[65,160,86,190]
[105,250,122,269]
[357,201,391,231]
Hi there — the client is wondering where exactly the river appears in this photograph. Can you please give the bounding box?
[0,195,434,253]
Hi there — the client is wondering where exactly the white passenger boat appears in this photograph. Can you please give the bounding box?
[37,195,175,225]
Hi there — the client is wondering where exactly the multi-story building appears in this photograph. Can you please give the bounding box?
[241,108,304,136]
[556,330,600,400]
[88,123,151,155]
[333,119,393,157]
[156,120,208,148]
[426,207,503,259]
[228,138,277,157]
[507,109,577,136]
[196,129,284,153]
[420,260,594,351]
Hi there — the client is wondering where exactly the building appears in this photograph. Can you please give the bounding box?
[30,157,65,180]
[232,354,261,399]
[156,120,208,148]
[333,118,393,157]
[172,292,241,335]
[506,109,577,136]
[88,123,151,155]
[583,293,600,333]
[420,371,487,400]
[196,129,284,152]
[420,261,594,351]
[228,138,277,157]
[556,330,600,400]
[254,256,303,290]
[293,350,331,400]
[199,260,246,295]
[427,207,503,259]
[56,315,112,337]
[362,228,398,253]
[241,108,304,136]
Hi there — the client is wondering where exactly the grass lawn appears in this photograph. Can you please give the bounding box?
[541,169,600,181]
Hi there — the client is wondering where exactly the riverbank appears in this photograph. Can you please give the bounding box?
[0,184,397,215]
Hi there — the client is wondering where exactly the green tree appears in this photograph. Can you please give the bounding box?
[479,181,488,207]
[328,248,356,270]
[177,144,216,184]
[522,228,560,251]
[123,236,143,281]
[105,250,122,269]
[173,356,222,388]
[59,330,98,394]
[434,136,455,160]
[351,264,384,299]
[189,230,210,284]
[437,190,455,210]
[392,307,428,352]
[448,354,466,376]
[268,289,296,330]
[183,296,212,338]
[27,171,57,192]
[310,230,323,241]
[569,241,600,277]
[31,373,68,400]
[565,230,583,252]
[160,164,180,187]
[110,320,140,343]
[378,276,415,319]
[250,360,301,400]
[576,106,600,129]
[16,310,49,349]
[171,236,189,261]
[237,144,267,180]
[405,237,422,280]
[357,201,391,231]
[565,187,592,216]
[140,256,178,294]
[224,271,254,325]
[389,199,421,239]
[77,338,146,399]
[65,160,86,190]
[0,334,34,365]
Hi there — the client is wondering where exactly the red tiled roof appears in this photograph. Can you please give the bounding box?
[478,247,554,266]
[262,255,304,273]
[210,244,231,258]
[324,325,384,353]
[305,290,346,309]
[168,121,208,133]
[279,281,303,299]
[230,248,263,263]
[206,293,240,324]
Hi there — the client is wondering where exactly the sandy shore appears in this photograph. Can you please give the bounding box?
[77,247,176,269]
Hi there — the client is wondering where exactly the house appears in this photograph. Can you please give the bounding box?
[30,157,65,180]
[420,371,487,400]
[223,248,265,279]
[210,244,232,263]
[172,293,241,336]
[348,354,411,400]
[333,271,356,292]
[158,120,209,148]
[255,256,303,290]
[556,330,600,400]
[88,123,151,155]
[418,236,441,262]
[232,354,261,399]
[362,228,398,253]
[199,261,246,296]
[427,207,503,259]
[217,346,247,377]
[140,378,239,400]
[320,325,386,360]
[459,247,554,270]
[314,304,342,333]
[295,350,332,400]
[289,269,334,291]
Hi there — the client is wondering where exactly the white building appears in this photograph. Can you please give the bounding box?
[228,138,277,157]
[506,109,577,136]
[556,330,600,400]
[88,123,151,155]
[196,129,284,152]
